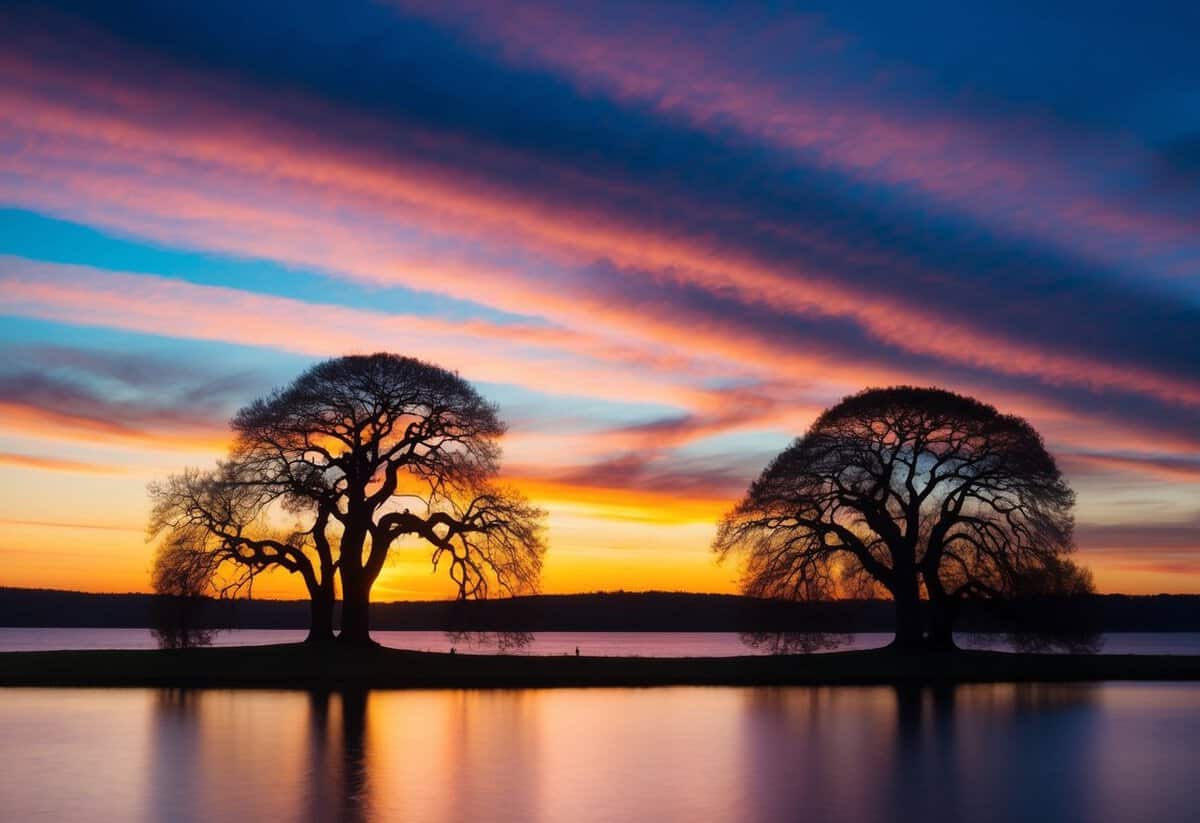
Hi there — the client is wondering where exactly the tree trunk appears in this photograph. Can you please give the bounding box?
[890,576,926,651]
[305,582,336,644]
[923,572,958,652]
[338,576,373,645]
[925,595,958,651]
[337,527,375,645]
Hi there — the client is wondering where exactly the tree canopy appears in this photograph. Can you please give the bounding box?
[149,353,546,644]
[714,386,1092,649]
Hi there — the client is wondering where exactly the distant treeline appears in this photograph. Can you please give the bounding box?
[3,587,1199,632]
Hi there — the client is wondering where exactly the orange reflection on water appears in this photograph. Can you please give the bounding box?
[4,684,1200,822]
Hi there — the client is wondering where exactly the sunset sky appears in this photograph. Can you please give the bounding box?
[1,0,1198,599]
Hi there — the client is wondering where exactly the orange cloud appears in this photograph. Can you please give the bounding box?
[0,398,229,453]
[510,475,732,525]
[0,517,140,532]
[0,452,125,474]
[1085,558,1200,595]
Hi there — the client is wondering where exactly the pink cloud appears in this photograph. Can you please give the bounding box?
[3,46,1198,414]
[0,257,711,409]
[1062,452,1200,481]
[391,0,1198,270]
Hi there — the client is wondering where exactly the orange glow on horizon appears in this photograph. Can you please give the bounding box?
[1,11,1197,604]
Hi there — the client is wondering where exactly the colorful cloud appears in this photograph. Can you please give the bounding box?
[0,0,1197,596]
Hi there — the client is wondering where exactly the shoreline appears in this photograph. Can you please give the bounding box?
[3,643,1200,689]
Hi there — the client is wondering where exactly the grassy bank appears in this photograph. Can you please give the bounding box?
[3,643,1200,689]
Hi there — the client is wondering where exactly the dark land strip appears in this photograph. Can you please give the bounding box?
[3,644,1200,689]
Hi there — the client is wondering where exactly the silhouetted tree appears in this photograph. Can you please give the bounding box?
[150,539,217,648]
[963,584,1102,654]
[149,463,338,642]
[150,353,547,645]
[714,386,1091,651]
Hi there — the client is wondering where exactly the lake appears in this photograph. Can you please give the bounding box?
[1,683,1197,822]
[3,627,1200,655]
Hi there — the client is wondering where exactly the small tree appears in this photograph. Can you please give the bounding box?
[150,539,218,649]
[149,353,547,644]
[149,463,338,642]
[714,386,1090,651]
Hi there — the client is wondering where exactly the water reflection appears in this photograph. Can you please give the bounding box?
[444,630,537,654]
[884,684,1099,822]
[2,683,1199,821]
[737,631,852,654]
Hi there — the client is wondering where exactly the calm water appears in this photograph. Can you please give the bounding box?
[2,627,1200,655]
[1,684,1198,822]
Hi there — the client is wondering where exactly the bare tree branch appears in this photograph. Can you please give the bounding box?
[147,353,544,644]
[714,386,1087,651]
